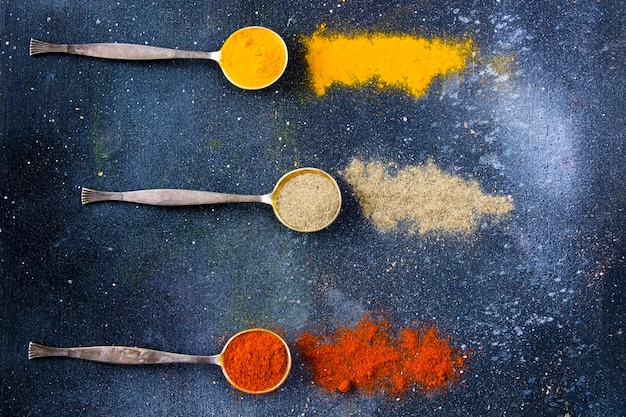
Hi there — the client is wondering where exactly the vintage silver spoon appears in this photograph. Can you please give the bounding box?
[29,328,291,394]
[30,26,288,89]
[81,167,342,232]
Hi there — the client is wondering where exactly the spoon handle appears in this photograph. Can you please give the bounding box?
[28,342,220,365]
[81,187,266,206]
[30,38,219,61]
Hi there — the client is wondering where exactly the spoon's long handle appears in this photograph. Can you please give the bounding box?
[30,38,219,61]
[28,342,220,365]
[81,187,267,206]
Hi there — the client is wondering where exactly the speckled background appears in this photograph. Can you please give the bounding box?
[1,1,624,416]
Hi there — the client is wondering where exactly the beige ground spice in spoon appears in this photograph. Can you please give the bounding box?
[341,158,514,235]
[275,172,341,232]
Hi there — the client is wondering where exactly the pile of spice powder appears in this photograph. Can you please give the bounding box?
[221,330,289,393]
[220,27,287,88]
[303,25,473,97]
[275,172,340,231]
[296,315,465,395]
[341,158,514,235]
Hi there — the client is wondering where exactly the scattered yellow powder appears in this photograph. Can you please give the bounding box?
[484,53,517,91]
[489,53,517,75]
[341,159,514,235]
[303,26,473,97]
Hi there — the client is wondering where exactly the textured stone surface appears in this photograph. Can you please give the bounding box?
[1,1,624,415]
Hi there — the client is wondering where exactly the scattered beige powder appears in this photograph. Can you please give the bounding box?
[341,159,514,235]
[275,172,341,232]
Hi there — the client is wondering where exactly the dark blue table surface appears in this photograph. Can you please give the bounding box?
[1,1,624,416]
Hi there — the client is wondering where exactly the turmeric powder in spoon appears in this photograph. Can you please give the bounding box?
[220,26,288,89]
[30,26,288,90]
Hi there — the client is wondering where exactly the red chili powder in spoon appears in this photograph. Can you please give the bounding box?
[296,315,466,396]
[222,330,289,393]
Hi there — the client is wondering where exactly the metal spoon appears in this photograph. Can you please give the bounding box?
[29,328,291,394]
[81,167,342,232]
[29,26,288,90]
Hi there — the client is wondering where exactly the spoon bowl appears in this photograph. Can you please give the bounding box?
[218,328,292,394]
[269,167,342,232]
[30,26,288,90]
[28,328,291,394]
[81,167,342,232]
[218,26,288,90]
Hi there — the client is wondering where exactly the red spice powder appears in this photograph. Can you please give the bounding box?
[222,330,289,393]
[296,315,465,396]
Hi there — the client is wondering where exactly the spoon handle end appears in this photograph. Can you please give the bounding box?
[29,342,66,359]
[30,38,69,56]
[81,188,122,205]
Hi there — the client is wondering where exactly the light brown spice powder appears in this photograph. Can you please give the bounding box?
[341,159,514,235]
[275,173,341,232]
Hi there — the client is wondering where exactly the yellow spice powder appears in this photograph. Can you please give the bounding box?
[341,159,514,235]
[220,27,287,89]
[303,26,473,97]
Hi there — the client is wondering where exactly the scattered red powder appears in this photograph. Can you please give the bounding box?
[337,380,351,393]
[296,315,465,396]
